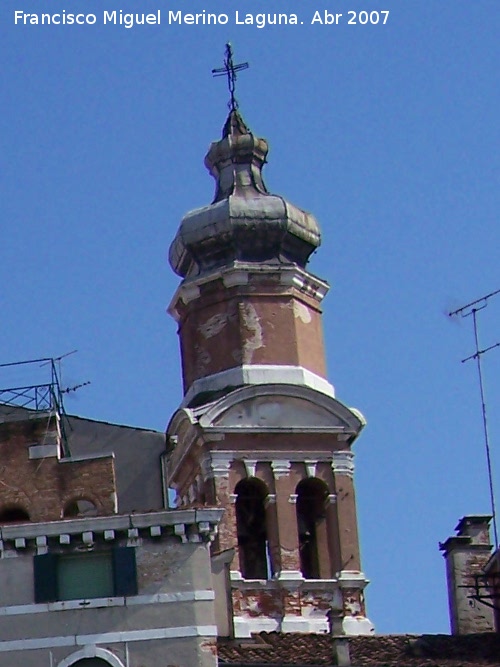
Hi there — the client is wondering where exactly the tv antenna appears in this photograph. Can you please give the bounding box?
[449,288,500,548]
[40,350,91,397]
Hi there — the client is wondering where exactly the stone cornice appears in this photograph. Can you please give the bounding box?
[0,509,223,553]
[168,264,330,322]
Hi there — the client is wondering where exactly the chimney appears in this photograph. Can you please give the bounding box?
[440,515,495,634]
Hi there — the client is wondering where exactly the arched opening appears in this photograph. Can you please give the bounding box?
[63,498,98,518]
[0,506,30,524]
[235,477,270,579]
[57,646,125,667]
[296,478,329,579]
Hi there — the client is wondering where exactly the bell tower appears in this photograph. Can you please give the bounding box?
[165,67,373,636]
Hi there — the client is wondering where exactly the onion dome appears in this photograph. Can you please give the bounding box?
[169,109,321,278]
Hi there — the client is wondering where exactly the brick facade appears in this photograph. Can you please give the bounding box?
[0,411,116,522]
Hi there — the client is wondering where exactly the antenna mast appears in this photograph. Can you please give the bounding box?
[449,289,500,548]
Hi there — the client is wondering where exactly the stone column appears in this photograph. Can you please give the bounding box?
[271,460,302,576]
[331,451,361,572]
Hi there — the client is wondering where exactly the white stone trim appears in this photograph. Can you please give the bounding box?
[0,590,215,618]
[281,615,329,633]
[222,270,250,288]
[304,460,317,478]
[0,625,218,653]
[234,614,331,637]
[271,459,291,478]
[342,615,375,636]
[29,444,60,459]
[58,646,125,667]
[201,452,233,480]
[233,615,280,638]
[337,570,370,589]
[243,459,258,478]
[169,264,330,324]
[332,451,355,478]
[265,493,276,507]
[182,365,335,407]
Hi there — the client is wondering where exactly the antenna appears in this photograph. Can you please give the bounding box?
[449,290,500,548]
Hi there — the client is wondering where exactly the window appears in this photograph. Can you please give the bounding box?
[63,499,98,518]
[34,547,137,603]
[0,506,30,523]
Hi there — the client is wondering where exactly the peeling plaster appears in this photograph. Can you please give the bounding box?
[195,344,211,371]
[198,313,228,339]
[293,301,312,324]
[239,303,263,363]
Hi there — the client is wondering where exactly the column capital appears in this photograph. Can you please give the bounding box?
[271,459,291,478]
[331,451,355,478]
[201,453,233,479]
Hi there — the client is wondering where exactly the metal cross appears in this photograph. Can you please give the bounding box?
[212,43,249,111]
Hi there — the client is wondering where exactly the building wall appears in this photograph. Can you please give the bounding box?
[0,413,116,521]
[0,511,222,667]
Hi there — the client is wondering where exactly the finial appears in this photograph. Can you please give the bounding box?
[212,43,249,111]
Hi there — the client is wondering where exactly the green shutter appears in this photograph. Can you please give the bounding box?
[113,547,137,596]
[34,553,58,603]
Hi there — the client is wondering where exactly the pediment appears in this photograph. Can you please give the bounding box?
[197,385,364,434]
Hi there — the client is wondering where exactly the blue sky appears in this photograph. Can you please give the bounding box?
[1,0,499,634]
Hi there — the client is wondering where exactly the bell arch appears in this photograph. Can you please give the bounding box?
[296,477,330,579]
[235,477,271,579]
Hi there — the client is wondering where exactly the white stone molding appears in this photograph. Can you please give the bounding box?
[29,444,60,460]
[331,451,355,478]
[222,270,250,287]
[233,615,280,638]
[277,570,304,582]
[337,570,369,589]
[288,494,298,504]
[272,459,291,478]
[265,494,276,507]
[304,460,317,478]
[202,452,233,479]
[342,615,376,636]
[281,615,329,634]
[0,509,223,554]
[0,625,218,656]
[174,523,187,543]
[58,646,126,667]
[183,365,336,408]
[36,536,47,555]
[243,459,258,478]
